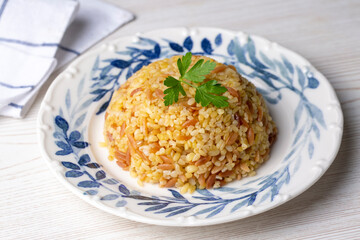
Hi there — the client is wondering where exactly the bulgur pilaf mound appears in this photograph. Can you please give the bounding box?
[104,55,277,194]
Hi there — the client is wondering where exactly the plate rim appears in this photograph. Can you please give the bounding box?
[37,27,344,226]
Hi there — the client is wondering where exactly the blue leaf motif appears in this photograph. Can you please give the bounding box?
[100,65,113,79]
[119,184,130,195]
[101,194,119,200]
[293,125,305,146]
[263,95,279,104]
[74,113,86,129]
[248,193,257,206]
[194,206,218,216]
[307,103,326,128]
[154,44,161,58]
[169,42,184,52]
[65,89,71,110]
[294,101,304,129]
[93,92,107,102]
[227,39,235,56]
[116,200,127,207]
[234,38,248,65]
[308,76,319,89]
[96,170,106,180]
[78,154,90,166]
[259,191,271,204]
[79,99,93,111]
[72,141,89,149]
[133,62,144,73]
[65,170,83,178]
[231,199,248,212]
[166,207,193,217]
[138,202,161,206]
[111,59,131,69]
[215,33,222,46]
[201,38,213,54]
[312,124,320,139]
[259,174,274,185]
[284,148,296,162]
[55,141,71,151]
[78,181,100,188]
[56,148,73,156]
[192,196,219,201]
[84,190,98,195]
[260,52,275,69]
[270,185,279,200]
[155,206,184,214]
[274,60,290,83]
[285,167,290,184]
[196,189,215,197]
[183,36,193,51]
[62,161,80,170]
[92,56,99,74]
[55,116,69,135]
[308,141,314,158]
[103,178,119,185]
[142,44,161,59]
[206,204,225,218]
[293,157,301,173]
[256,87,270,96]
[145,204,168,212]
[96,99,111,115]
[86,163,100,169]
[91,88,107,95]
[53,132,62,139]
[297,67,306,89]
[91,89,107,102]
[168,189,185,199]
[129,195,154,201]
[130,190,141,195]
[69,131,81,144]
[126,66,133,79]
[246,38,267,69]
[259,178,276,192]
[281,55,294,74]
[214,187,237,192]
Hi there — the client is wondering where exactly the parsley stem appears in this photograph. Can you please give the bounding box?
[179,77,198,89]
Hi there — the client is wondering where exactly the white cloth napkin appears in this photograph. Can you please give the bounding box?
[0,0,134,118]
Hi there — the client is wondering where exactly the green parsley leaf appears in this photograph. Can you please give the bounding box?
[183,59,217,83]
[195,80,229,108]
[163,52,229,108]
[199,80,228,95]
[163,76,186,106]
[177,52,192,77]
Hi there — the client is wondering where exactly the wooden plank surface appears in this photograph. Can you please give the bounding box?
[1,0,360,239]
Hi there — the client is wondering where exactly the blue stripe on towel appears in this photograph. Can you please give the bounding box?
[0,37,80,55]
[0,81,35,89]
[0,0,8,21]
[8,102,23,109]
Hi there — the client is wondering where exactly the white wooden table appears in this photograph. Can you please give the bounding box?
[1,0,360,239]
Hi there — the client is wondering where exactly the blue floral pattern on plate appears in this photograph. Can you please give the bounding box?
[38,28,342,226]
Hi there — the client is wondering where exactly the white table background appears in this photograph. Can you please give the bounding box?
[1,0,360,239]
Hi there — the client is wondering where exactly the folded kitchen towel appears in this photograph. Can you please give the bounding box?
[0,0,134,118]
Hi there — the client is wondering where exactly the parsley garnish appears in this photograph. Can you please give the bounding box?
[163,52,229,108]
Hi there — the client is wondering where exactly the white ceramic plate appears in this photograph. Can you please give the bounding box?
[37,27,343,226]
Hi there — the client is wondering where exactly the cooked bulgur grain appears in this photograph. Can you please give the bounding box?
[104,55,277,193]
